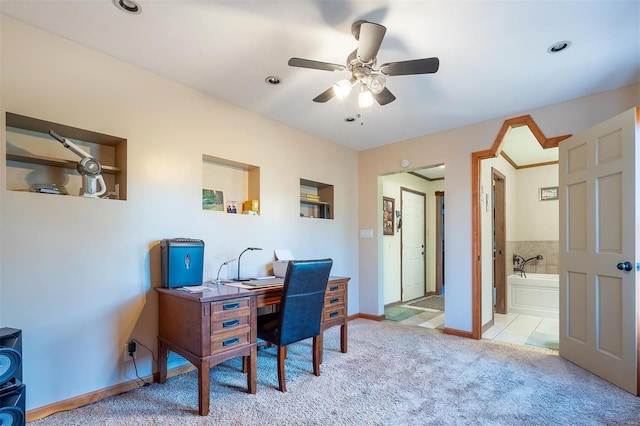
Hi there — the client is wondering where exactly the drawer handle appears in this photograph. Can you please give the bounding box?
[330,298,339,304]
[222,319,240,328]
[222,302,240,310]
[329,285,339,291]
[222,337,240,347]
[329,311,339,318]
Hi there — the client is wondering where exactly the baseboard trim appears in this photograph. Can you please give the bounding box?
[357,313,385,321]
[443,327,476,339]
[482,318,495,333]
[26,364,195,422]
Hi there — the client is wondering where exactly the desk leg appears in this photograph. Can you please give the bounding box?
[340,322,348,353]
[318,332,324,364]
[197,360,210,416]
[157,339,168,384]
[246,346,257,394]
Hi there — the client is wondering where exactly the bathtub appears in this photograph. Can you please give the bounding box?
[508,273,559,319]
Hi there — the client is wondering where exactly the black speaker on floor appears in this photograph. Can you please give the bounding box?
[1,327,25,426]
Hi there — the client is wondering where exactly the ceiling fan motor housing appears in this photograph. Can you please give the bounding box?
[289,20,439,106]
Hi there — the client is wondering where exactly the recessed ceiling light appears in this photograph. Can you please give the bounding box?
[344,117,356,122]
[114,0,141,14]
[265,76,282,85]
[547,41,570,54]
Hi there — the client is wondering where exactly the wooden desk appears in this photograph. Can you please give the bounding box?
[156,276,349,416]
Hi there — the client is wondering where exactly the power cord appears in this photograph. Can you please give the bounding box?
[127,341,151,387]
[130,355,148,387]
[132,339,157,363]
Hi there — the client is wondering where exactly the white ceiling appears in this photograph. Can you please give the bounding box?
[1,1,638,152]
[502,125,558,167]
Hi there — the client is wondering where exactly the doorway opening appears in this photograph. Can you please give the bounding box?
[381,164,445,329]
[471,115,571,341]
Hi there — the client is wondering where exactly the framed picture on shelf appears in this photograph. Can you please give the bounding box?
[383,196,395,235]
[226,200,238,214]
[539,186,559,201]
[202,188,225,211]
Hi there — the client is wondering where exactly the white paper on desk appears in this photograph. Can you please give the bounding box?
[274,249,294,261]
[179,285,211,292]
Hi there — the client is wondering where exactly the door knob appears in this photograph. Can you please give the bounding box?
[617,261,633,272]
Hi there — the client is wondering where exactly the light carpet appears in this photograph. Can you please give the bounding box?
[32,319,640,425]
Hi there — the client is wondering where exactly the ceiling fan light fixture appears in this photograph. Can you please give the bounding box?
[358,84,374,108]
[333,79,353,99]
[367,74,386,95]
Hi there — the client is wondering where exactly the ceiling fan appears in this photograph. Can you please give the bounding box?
[288,20,439,108]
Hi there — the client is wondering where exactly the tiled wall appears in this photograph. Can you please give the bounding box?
[506,240,559,275]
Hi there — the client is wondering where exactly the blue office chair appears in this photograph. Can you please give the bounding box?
[256,258,333,392]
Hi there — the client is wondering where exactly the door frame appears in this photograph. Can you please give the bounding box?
[492,168,506,315]
[467,115,571,339]
[435,191,445,295]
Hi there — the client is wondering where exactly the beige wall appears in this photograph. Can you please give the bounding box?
[358,83,640,333]
[0,16,359,411]
[514,165,559,241]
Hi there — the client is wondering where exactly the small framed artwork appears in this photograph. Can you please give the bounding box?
[226,200,238,214]
[202,188,225,211]
[539,186,559,201]
[383,196,395,236]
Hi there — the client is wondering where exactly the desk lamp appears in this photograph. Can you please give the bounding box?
[233,247,262,281]
[215,258,237,284]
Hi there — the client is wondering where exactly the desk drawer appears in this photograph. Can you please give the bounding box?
[323,305,345,322]
[211,298,250,315]
[211,298,251,322]
[211,315,250,333]
[325,293,344,308]
[326,282,346,296]
[210,326,251,355]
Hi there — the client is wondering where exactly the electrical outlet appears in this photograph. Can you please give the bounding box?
[123,342,137,362]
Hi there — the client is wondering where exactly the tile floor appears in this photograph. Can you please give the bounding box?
[482,312,559,350]
[390,303,559,351]
[398,306,446,329]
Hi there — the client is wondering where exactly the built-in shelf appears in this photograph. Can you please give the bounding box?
[300,178,333,219]
[5,112,127,199]
[202,154,260,214]
[6,151,121,174]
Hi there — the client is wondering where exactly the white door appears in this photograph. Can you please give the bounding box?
[402,189,426,301]
[559,107,638,394]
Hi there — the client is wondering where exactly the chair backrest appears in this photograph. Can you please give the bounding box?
[277,259,333,347]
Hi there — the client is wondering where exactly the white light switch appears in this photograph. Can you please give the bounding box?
[360,229,374,239]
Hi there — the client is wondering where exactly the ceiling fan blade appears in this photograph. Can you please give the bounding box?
[380,57,440,76]
[313,86,336,103]
[372,87,396,106]
[288,58,346,72]
[356,22,386,63]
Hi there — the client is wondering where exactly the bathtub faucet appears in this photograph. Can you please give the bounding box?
[518,255,544,278]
